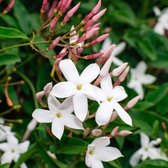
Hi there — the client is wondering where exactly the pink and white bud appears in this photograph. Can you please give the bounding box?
[92,8,106,22]
[43,82,53,97]
[61,2,81,25]
[86,33,109,46]
[78,27,99,43]
[82,52,103,60]
[40,0,48,14]
[36,91,45,106]
[92,129,102,136]
[3,0,15,14]
[57,50,68,59]
[97,44,116,64]
[111,126,119,137]
[48,36,61,50]
[83,0,101,22]
[50,16,59,32]
[61,0,72,14]
[118,130,133,136]
[85,22,101,31]
[110,111,118,122]
[27,119,37,131]
[111,63,128,76]
[124,96,140,110]
[118,66,130,82]
[69,25,79,44]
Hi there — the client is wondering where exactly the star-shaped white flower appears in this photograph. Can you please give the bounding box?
[95,74,132,126]
[127,61,156,99]
[153,7,168,35]
[85,136,122,168]
[32,95,84,140]
[51,59,101,121]
[101,37,126,66]
[0,134,29,168]
[130,133,168,167]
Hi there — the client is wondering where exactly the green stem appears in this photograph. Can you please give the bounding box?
[16,70,39,108]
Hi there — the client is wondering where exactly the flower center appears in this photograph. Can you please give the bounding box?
[89,149,94,155]
[144,147,148,151]
[77,84,83,90]
[56,112,61,118]
[107,97,113,102]
[11,148,15,153]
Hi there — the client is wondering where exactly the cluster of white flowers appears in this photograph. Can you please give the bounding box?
[0,118,29,168]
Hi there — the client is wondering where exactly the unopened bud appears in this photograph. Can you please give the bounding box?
[40,0,48,14]
[44,82,53,97]
[110,111,118,122]
[3,0,15,14]
[118,130,133,136]
[50,16,59,32]
[92,8,106,22]
[61,0,72,14]
[27,119,37,131]
[48,36,61,50]
[57,50,68,59]
[82,52,103,60]
[111,63,128,77]
[118,66,130,82]
[92,129,102,136]
[83,0,101,22]
[124,96,140,110]
[111,126,119,137]
[61,2,81,25]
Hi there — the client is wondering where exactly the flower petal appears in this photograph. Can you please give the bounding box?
[32,109,53,123]
[0,143,9,151]
[7,134,18,146]
[140,133,150,147]
[113,57,124,66]
[47,95,61,112]
[113,101,132,126]
[95,146,123,162]
[113,42,126,57]
[51,82,76,98]
[113,86,127,102]
[73,94,88,121]
[140,74,156,85]
[80,63,100,84]
[59,59,79,82]
[91,158,104,168]
[100,74,113,98]
[51,119,64,140]
[136,61,147,75]
[129,149,142,167]
[20,163,28,168]
[96,102,113,126]
[61,97,73,113]
[1,151,13,164]
[18,141,30,154]
[63,113,84,130]
[92,137,110,147]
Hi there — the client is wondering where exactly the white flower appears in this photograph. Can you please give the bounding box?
[0,133,29,168]
[101,37,126,66]
[85,136,122,168]
[95,74,132,126]
[153,7,168,35]
[130,133,168,167]
[127,61,156,99]
[32,95,83,140]
[51,59,101,122]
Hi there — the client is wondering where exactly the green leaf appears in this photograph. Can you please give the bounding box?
[13,0,33,34]
[0,164,10,168]
[0,26,29,40]
[0,53,21,66]
[135,159,168,168]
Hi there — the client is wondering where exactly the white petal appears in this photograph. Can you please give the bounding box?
[13,153,20,162]
[90,158,104,168]
[113,42,126,57]
[136,61,147,75]
[96,102,113,126]
[80,63,100,84]
[113,86,127,102]
[20,163,28,168]
[1,151,13,164]
[7,134,18,146]
[59,59,79,83]
[0,143,9,151]
[51,119,64,140]
[51,82,76,98]
[47,95,61,112]
[92,137,110,147]
[73,94,88,121]
[140,74,156,84]
[113,57,124,66]
[32,109,53,123]
[100,37,111,52]
[61,97,74,113]
[129,150,142,167]
[95,146,123,161]
[85,151,92,167]
[100,74,113,97]
[140,133,150,147]
[18,141,30,154]
[70,25,79,44]
[63,113,84,130]
[154,23,165,35]
[113,101,132,126]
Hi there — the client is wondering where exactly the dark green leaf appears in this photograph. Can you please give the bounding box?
[0,54,21,66]
[0,164,10,168]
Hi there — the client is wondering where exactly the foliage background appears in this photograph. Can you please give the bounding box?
[0,0,168,167]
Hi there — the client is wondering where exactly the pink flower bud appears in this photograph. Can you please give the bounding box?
[118,66,130,82]
[111,63,128,76]
[110,111,118,122]
[27,119,37,131]
[61,0,72,14]
[48,36,61,50]
[124,96,140,110]
[61,2,81,25]
[47,0,58,18]
[44,82,53,97]
[55,0,62,12]
[86,33,109,46]
[57,50,68,59]
[92,8,106,22]
[82,52,103,60]
[3,0,15,14]
[40,0,48,14]
[118,130,132,136]
[111,126,119,137]
[78,27,99,43]
[83,0,101,22]
[92,129,102,136]
[85,22,101,31]
[50,16,59,32]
